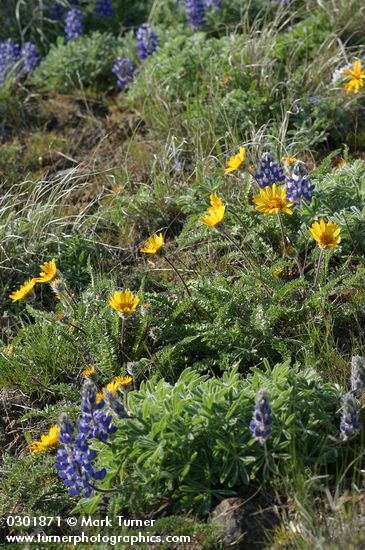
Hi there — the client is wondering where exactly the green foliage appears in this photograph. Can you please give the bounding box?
[0,453,74,533]
[29,32,128,93]
[0,276,122,395]
[90,363,341,515]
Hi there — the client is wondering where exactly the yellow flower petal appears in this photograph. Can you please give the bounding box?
[225,147,246,174]
[309,219,342,249]
[9,278,36,302]
[36,259,57,283]
[140,233,164,255]
[109,290,139,315]
[31,425,60,453]
[253,185,294,216]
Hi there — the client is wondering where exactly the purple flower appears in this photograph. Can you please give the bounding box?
[77,379,116,443]
[285,162,314,204]
[55,413,102,498]
[340,393,360,442]
[184,0,206,29]
[94,0,115,18]
[351,355,365,396]
[136,24,158,61]
[250,152,285,188]
[64,8,84,41]
[104,390,129,419]
[250,389,272,444]
[112,57,135,89]
[51,2,65,21]
[55,380,119,498]
[0,39,20,83]
[21,43,40,75]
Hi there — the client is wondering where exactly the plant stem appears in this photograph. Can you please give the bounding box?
[120,315,130,364]
[220,229,272,298]
[164,256,207,321]
[164,256,192,298]
[277,214,286,258]
[313,247,324,288]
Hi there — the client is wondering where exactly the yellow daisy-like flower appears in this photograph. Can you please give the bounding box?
[106,375,133,393]
[273,268,284,278]
[109,290,139,315]
[96,375,133,403]
[201,193,226,227]
[225,147,246,174]
[253,184,294,216]
[283,157,299,164]
[140,233,164,255]
[82,366,96,377]
[9,278,36,302]
[342,60,365,94]
[36,259,57,283]
[309,219,341,249]
[30,425,60,453]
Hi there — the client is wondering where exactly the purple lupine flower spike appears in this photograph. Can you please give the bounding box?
[51,2,65,21]
[112,57,135,89]
[77,379,116,443]
[184,0,206,29]
[250,152,285,188]
[340,393,360,441]
[55,380,118,498]
[0,39,21,83]
[21,43,40,75]
[104,390,130,419]
[94,0,115,18]
[64,8,84,41]
[351,356,365,397]
[250,389,272,444]
[56,413,106,498]
[285,162,315,204]
[136,24,158,61]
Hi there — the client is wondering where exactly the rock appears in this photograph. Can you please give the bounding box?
[211,498,246,547]
[210,496,278,549]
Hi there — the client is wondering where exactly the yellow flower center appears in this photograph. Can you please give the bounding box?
[268,198,284,209]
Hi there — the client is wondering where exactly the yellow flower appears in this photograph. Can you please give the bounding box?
[97,375,133,403]
[109,290,139,315]
[336,158,346,170]
[273,268,284,278]
[342,60,365,94]
[9,278,36,302]
[222,74,231,87]
[201,193,225,227]
[96,391,104,404]
[30,425,60,453]
[36,259,57,283]
[82,366,96,377]
[225,147,245,174]
[113,185,122,195]
[253,184,294,216]
[309,219,341,249]
[3,344,14,356]
[106,375,133,393]
[140,233,164,255]
[283,157,298,164]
